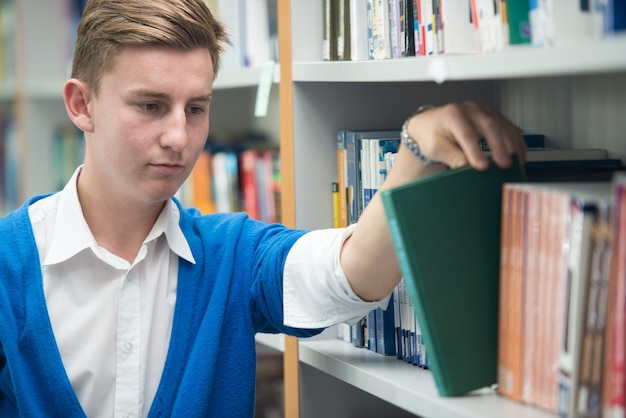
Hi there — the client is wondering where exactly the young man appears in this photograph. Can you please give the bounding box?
[0,0,525,416]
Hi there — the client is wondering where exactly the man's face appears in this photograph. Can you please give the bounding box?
[83,46,213,206]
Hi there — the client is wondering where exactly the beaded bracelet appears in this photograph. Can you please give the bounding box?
[400,104,440,166]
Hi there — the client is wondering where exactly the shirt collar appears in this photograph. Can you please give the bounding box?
[44,166,196,266]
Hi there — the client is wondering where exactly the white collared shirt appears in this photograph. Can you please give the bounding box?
[28,167,387,418]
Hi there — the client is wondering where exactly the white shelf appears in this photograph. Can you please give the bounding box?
[214,65,279,90]
[293,35,626,83]
[25,78,65,99]
[5,66,275,100]
[299,339,555,418]
[255,333,285,352]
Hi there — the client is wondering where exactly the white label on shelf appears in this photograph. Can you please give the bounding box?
[254,60,276,118]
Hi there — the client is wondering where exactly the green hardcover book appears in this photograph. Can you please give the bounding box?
[506,0,531,45]
[380,156,526,397]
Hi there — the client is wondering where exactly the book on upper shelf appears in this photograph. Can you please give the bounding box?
[206,0,276,70]
[380,156,527,397]
[480,133,546,151]
[523,148,624,183]
[525,148,609,162]
[484,146,624,182]
[323,0,338,60]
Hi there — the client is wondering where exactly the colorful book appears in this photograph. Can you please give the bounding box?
[602,172,626,417]
[381,156,526,396]
[505,0,532,44]
[191,149,215,215]
[555,184,612,418]
[336,130,349,227]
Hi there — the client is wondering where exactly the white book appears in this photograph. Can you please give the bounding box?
[350,0,370,60]
[374,0,391,59]
[557,184,612,418]
[244,0,272,67]
[215,0,245,70]
[440,0,478,54]
[530,0,596,47]
[420,0,434,55]
[474,0,506,52]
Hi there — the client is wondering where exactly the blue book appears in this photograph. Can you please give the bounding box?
[367,310,377,352]
[344,129,400,224]
[374,294,396,356]
[479,133,545,151]
[354,130,400,216]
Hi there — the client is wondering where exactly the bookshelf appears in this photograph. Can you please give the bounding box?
[278,1,626,417]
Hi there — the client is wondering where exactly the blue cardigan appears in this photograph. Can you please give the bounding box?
[0,196,323,417]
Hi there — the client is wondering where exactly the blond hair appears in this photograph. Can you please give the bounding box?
[71,0,228,93]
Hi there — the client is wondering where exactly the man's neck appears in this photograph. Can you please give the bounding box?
[76,173,165,263]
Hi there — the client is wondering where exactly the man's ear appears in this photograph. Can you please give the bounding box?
[63,79,94,133]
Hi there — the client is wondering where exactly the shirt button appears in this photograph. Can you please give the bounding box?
[124,342,133,353]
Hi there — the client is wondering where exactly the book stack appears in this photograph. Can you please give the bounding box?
[497,182,612,415]
[498,175,626,417]
[180,146,281,223]
[379,157,626,415]
[334,128,411,358]
[322,0,626,62]
[332,125,624,381]
[203,0,278,70]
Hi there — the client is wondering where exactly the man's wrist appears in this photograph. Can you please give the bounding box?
[400,105,441,166]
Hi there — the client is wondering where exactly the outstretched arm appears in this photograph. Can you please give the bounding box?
[340,102,526,301]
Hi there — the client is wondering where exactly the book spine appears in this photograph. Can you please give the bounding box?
[349,0,369,60]
[603,174,626,417]
[336,131,348,226]
[576,204,611,418]
[345,131,360,225]
[332,181,340,228]
[323,0,338,60]
[558,198,599,418]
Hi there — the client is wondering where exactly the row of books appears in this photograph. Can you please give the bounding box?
[336,278,432,367]
[2,0,277,87]
[380,157,626,412]
[331,126,625,404]
[497,179,626,418]
[178,146,281,224]
[334,132,430,366]
[1,0,85,85]
[334,126,622,232]
[203,0,278,71]
[323,0,626,62]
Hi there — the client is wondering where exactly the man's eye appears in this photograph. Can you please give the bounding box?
[140,103,159,111]
[188,106,204,114]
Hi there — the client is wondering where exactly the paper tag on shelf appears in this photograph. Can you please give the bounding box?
[427,57,450,84]
[254,60,276,118]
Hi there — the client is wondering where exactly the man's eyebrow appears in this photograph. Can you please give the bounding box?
[127,89,212,102]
